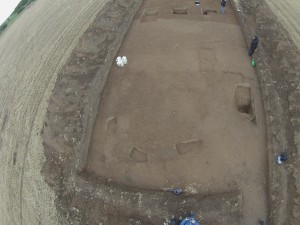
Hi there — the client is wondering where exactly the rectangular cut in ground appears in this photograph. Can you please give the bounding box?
[172,7,188,14]
[141,8,158,22]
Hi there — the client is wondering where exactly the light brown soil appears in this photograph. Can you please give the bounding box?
[86,0,267,224]
[265,0,300,50]
[0,0,109,224]
[1,0,300,224]
[232,0,300,224]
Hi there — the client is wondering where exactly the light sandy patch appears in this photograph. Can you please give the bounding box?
[265,0,300,50]
[0,0,109,224]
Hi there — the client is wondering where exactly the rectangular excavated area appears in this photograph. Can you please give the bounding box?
[85,0,267,224]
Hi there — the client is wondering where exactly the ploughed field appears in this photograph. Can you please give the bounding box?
[0,0,110,224]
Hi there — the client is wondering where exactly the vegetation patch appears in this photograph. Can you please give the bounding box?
[0,0,36,34]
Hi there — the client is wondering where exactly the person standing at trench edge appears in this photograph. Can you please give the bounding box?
[248,35,259,56]
[220,0,227,14]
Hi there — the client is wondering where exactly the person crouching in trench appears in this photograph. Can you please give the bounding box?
[248,35,259,56]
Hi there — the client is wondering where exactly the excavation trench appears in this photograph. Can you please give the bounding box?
[42,0,300,224]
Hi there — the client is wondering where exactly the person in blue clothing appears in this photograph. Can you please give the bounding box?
[165,212,200,225]
[248,35,259,56]
[220,0,227,14]
[179,217,200,225]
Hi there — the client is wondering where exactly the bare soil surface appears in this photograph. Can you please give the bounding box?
[265,0,300,50]
[0,0,109,224]
[1,0,300,224]
[86,0,267,224]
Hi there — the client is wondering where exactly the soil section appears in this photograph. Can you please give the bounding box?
[0,0,110,224]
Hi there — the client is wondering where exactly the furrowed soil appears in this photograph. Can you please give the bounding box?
[1,0,300,224]
[0,0,110,224]
[265,0,300,50]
